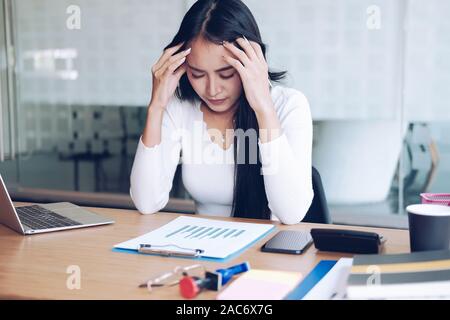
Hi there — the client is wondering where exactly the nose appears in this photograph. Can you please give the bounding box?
[206,76,222,97]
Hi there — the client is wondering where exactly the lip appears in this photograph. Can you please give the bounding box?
[207,98,227,105]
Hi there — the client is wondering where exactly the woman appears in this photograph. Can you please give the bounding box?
[130,0,313,224]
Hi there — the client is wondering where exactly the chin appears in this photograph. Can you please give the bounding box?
[207,104,230,113]
[204,102,227,113]
[205,99,238,114]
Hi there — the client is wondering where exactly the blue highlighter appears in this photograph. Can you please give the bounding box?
[215,262,250,285]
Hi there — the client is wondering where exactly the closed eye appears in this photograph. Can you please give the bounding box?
[191,73,205,79]
[191,72,235,80]
[220,73,235,79]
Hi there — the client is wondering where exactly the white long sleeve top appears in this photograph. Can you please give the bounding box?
[130,85,314,225]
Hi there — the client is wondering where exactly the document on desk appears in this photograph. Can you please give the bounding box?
[302,258,353,300]
[113,216,275,260]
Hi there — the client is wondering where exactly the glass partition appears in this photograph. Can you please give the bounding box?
[0,0,449,227]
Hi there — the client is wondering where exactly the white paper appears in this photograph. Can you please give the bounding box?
[114,216,274,259]
[302,258,353,300]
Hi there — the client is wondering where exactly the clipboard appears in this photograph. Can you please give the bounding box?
[112,216,275,263]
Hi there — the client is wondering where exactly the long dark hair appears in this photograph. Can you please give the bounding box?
[165,0,287,220]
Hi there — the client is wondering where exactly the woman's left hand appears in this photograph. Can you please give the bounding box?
[222,37,274,115]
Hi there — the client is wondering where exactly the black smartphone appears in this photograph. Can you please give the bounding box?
[261,230,313,254]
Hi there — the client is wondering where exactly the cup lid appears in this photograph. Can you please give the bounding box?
[406,204,450,216]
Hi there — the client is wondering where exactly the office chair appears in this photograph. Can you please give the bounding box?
[303,167,332,224]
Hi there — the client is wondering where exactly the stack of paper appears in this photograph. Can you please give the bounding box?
[347,250,450,299]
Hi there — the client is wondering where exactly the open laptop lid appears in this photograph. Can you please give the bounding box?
[0,175,25,234]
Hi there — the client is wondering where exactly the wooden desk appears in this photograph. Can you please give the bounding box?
[0,204,410,299]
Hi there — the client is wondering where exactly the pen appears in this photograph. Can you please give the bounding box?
[138,244,204,257]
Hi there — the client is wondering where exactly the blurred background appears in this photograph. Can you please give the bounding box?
[1,0,449,228]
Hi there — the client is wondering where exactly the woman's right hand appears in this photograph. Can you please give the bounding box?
[149,43,191,109]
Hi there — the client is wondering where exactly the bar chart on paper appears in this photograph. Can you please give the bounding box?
[113,216,275,259]
[167,225,246,240]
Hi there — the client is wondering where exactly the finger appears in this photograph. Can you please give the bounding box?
[235,37,258,61]
[158,47,191,74]
[165,56,187,75]
[159,47,191,73]
[153,42,184,72]
[222,55,246,78]
[174,64,187,81]
[158,42,184,66]
[249,40,265,62]
[223,41,250,66]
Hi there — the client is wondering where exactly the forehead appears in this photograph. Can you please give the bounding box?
[187,37,229,70]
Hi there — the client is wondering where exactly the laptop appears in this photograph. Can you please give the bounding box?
[0,175,114,235]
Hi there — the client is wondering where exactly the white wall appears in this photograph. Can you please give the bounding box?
[403,0,450,121]
[246,0,403,121]
[15,0,407,121]
[15,0,185,106]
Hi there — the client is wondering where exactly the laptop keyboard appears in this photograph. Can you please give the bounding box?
[16,205,82,230]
